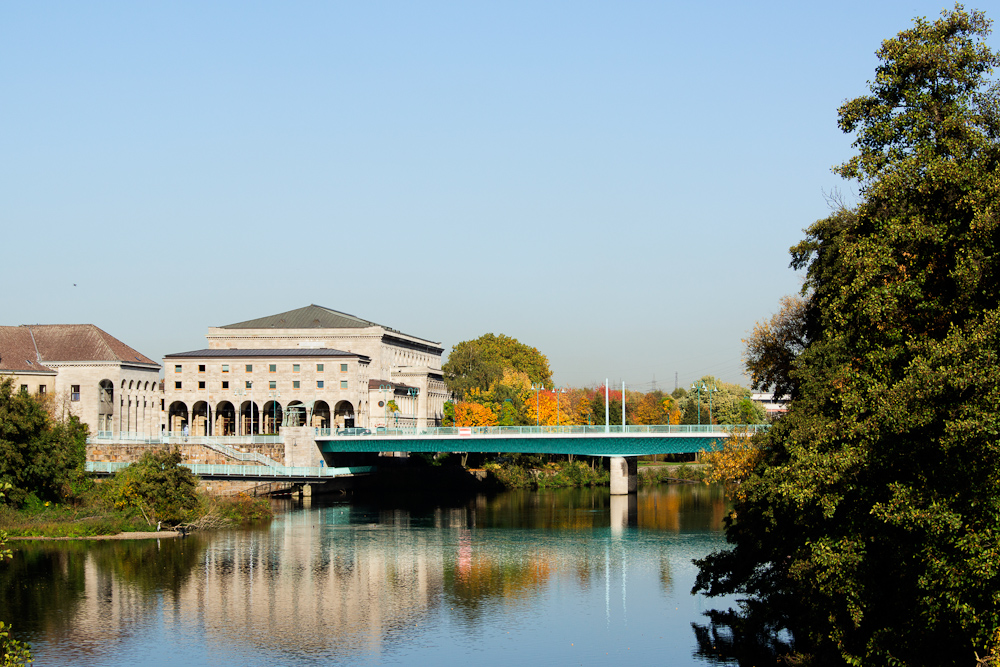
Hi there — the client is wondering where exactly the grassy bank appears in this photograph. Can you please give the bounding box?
[0,493,274,538]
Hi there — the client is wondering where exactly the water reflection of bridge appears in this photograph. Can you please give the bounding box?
[6,488,730,664]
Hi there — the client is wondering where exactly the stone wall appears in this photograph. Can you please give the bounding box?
[87,442,285,465]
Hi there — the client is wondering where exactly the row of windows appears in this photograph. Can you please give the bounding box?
[174,380,349,391]
[174,363,349,374]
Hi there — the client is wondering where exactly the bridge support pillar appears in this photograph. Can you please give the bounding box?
[301,483,312,498]
[609,456,637,495]
[610,494,638,533]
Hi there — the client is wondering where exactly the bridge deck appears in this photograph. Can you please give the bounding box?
[317,425,767,457]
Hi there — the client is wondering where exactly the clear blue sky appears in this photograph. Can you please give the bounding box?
[2,2,987,390]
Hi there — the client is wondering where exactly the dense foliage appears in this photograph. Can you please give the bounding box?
[0,378,87,507]
[694,7,1000,665]
[101,449,200,525]
[442,333,553,400]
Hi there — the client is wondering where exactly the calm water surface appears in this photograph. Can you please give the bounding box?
[3,485,739,666]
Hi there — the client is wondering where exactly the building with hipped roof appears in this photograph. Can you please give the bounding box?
[0,324,161,437]
[163,305,449,435]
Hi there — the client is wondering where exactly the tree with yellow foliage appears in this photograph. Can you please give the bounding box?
[454,402,498,427]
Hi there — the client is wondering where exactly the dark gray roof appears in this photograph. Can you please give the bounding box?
[220,305,392,331]
[368,379,417,391]
[164,348,370,361]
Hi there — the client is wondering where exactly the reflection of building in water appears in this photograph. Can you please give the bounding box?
[165,509,447,658]
[21,491,731,662]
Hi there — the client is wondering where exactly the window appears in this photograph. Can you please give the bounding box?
[245,381,252,389]
[198,364,206,372]
[198,381,206,390]
[37,385,46,394]
[175,365,182,373]
[293,381,300,389]
[160,399,164,409]
[222,364,229,373]
[317,380,324,389]
[341,380,348,389]
[293,364,300,372]
[19,385,27,393]
[175,382,182,390]
[340,363,348,372]
[269,364,276,373]
[71,385,80,402]
[269,381,276,389]
[245,364,253,372]
[317,364,324,372]
[222,381,229,390]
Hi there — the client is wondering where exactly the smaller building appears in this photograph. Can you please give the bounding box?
[750,392,789,418]
[0,324,161,437]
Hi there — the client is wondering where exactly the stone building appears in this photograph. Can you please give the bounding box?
[0,324,161,437]
[163,305,449,434]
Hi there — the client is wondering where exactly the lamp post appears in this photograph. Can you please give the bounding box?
[555,387,567,426]
[406,387,418,429]
[379,383,393,429]
[531,383,545,426]
[690,381,717,426]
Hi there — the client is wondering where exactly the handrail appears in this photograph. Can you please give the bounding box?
[85,461,374,478]
[198,438,285,468]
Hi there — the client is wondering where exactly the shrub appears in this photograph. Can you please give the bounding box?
[101,449,199,526]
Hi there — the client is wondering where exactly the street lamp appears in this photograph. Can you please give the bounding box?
[406,387,418,428]
[555,387,567,426]
[531,383,545,426]
[379,383,393,429]
[690,381,717,426]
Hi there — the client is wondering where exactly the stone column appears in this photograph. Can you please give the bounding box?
[609,456,637,495]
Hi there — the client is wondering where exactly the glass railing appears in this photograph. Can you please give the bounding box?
[85,461,374,478]
[320,424,770,437]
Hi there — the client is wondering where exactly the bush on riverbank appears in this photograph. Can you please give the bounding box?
[638,464,708,486]
[101,449,199,525]
[483,460,608,489]
[0,450,273,538]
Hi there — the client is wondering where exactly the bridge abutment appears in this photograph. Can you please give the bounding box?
[609,456,637,495]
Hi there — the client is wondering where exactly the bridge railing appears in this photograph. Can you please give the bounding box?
[320,424,770,437]
[88,434,284,446]
[85,461,374,478]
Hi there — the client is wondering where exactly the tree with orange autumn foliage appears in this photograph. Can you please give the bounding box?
[453,401,498,427]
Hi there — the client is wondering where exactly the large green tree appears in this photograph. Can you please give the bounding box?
[694,7,1000,665]
[0,378,87,506]
[442,334,552,399]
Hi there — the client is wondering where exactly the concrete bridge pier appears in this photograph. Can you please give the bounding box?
[609,456,637,495]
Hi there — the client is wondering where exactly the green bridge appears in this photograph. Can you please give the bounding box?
[316,424,768,457]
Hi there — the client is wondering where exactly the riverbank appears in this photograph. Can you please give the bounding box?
[9,531,183,541]
[0,494,273,539]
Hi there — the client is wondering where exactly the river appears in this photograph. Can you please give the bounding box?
[2,485,740,666]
